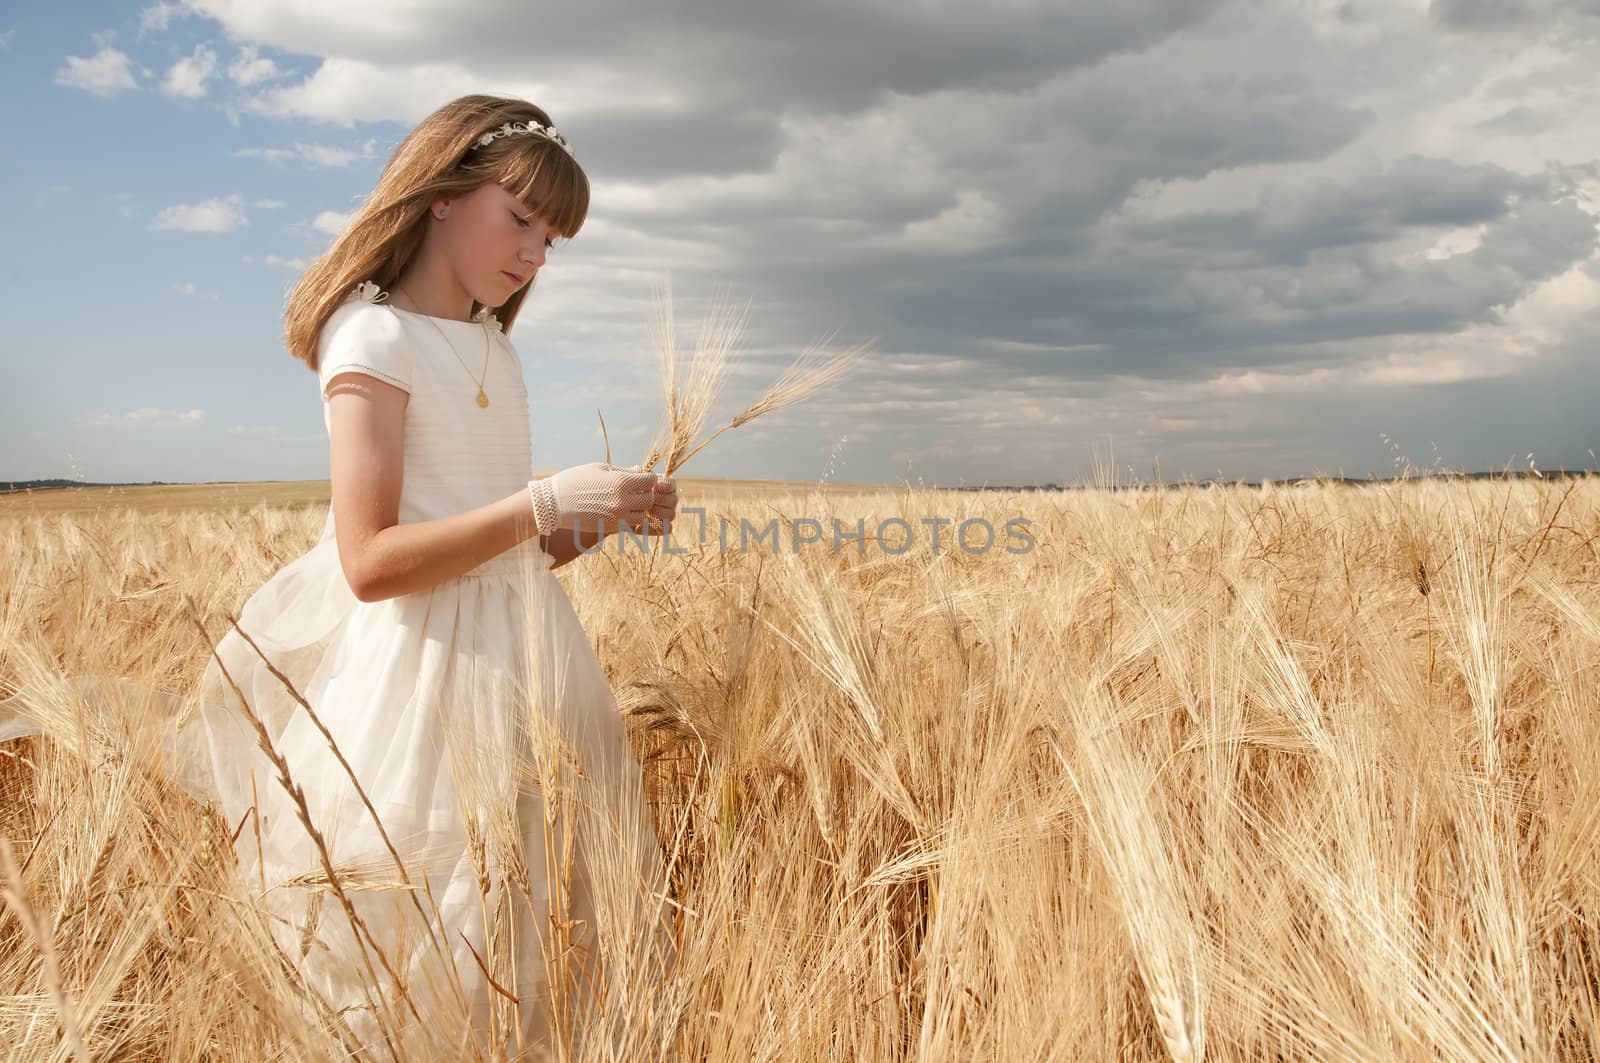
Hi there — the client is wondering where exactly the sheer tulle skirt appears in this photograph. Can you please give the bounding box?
[1,532,676,1057]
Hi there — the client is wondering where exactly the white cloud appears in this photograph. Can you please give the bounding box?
[74,408,207,430]
[233,146,294,165]
[55,44,139,97]
[162,44,218,98]
[242,56,492,125]
[173,280,222,300]
[149,193,249,233]
[137,2,189,36]
[233,138,377,168]
[264,254,312,270]
[226,43,283,86]
[311,209,351,236]
[0,28,15,50]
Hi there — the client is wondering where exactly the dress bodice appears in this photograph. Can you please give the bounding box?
[317,286,532,528]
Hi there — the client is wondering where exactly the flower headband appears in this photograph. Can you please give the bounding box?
[471,119,574,157]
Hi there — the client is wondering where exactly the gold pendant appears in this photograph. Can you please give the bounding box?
[477,389,489,408]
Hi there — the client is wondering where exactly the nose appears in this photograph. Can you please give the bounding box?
[520,235,547,269]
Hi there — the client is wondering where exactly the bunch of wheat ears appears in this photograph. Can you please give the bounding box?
[596,277,873,483]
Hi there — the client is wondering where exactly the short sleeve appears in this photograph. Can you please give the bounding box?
[316,301,413,400]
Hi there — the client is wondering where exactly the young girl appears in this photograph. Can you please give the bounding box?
[183,94,681,1055]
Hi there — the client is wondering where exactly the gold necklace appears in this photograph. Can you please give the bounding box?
[393,287,492,408]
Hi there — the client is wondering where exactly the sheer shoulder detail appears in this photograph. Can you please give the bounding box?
[472,305,505,333]
[350,279,503,333]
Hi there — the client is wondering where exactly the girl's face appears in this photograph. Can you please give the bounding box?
[433,182,562,307]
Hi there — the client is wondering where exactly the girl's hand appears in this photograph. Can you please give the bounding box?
[648,475,677,527]
[533,461,658,536]
[618,470,676,535]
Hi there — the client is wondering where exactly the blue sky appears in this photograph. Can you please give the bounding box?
[4,0,1600,487]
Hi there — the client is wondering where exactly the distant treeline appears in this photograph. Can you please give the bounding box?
[949,470,1596,491]
[1,479,182,492]
[2,469,1593,496]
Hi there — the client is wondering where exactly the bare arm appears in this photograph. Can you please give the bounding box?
[539,526,607,571]
[327,371,542,602]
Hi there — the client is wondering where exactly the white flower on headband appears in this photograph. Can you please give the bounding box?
[474,120,573,156]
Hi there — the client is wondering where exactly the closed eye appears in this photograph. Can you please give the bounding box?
[511,209,557,249]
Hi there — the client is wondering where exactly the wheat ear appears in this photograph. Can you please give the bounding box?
[0,834,89,1060]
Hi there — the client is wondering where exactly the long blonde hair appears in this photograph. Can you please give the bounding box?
[285,94,590,370]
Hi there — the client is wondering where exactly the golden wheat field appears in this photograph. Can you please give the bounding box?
[2,472,1599,1061]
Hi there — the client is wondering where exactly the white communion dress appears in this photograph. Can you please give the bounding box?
[0,281,677,1058]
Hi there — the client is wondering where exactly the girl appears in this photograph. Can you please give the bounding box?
[187,94,682,1055]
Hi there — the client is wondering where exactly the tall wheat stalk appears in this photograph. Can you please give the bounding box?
[634,275,873,479]
[0,833,89,1060]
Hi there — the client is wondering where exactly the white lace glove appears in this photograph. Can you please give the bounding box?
[527,462,658,536]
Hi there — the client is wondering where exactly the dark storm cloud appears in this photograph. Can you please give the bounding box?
[518,0,1237,182]
[221,0,1232,149]
[580,16,1388,368]
[1195,308,1600,479]
[208,0,1600,480]
[1430,0,1600,31]
[638,145,1594,386]
[563,0,1599,480]
[564,109,783,181]
[1118,157,1550,263]
[551,0,1232,109]
[863,193,1597,383]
